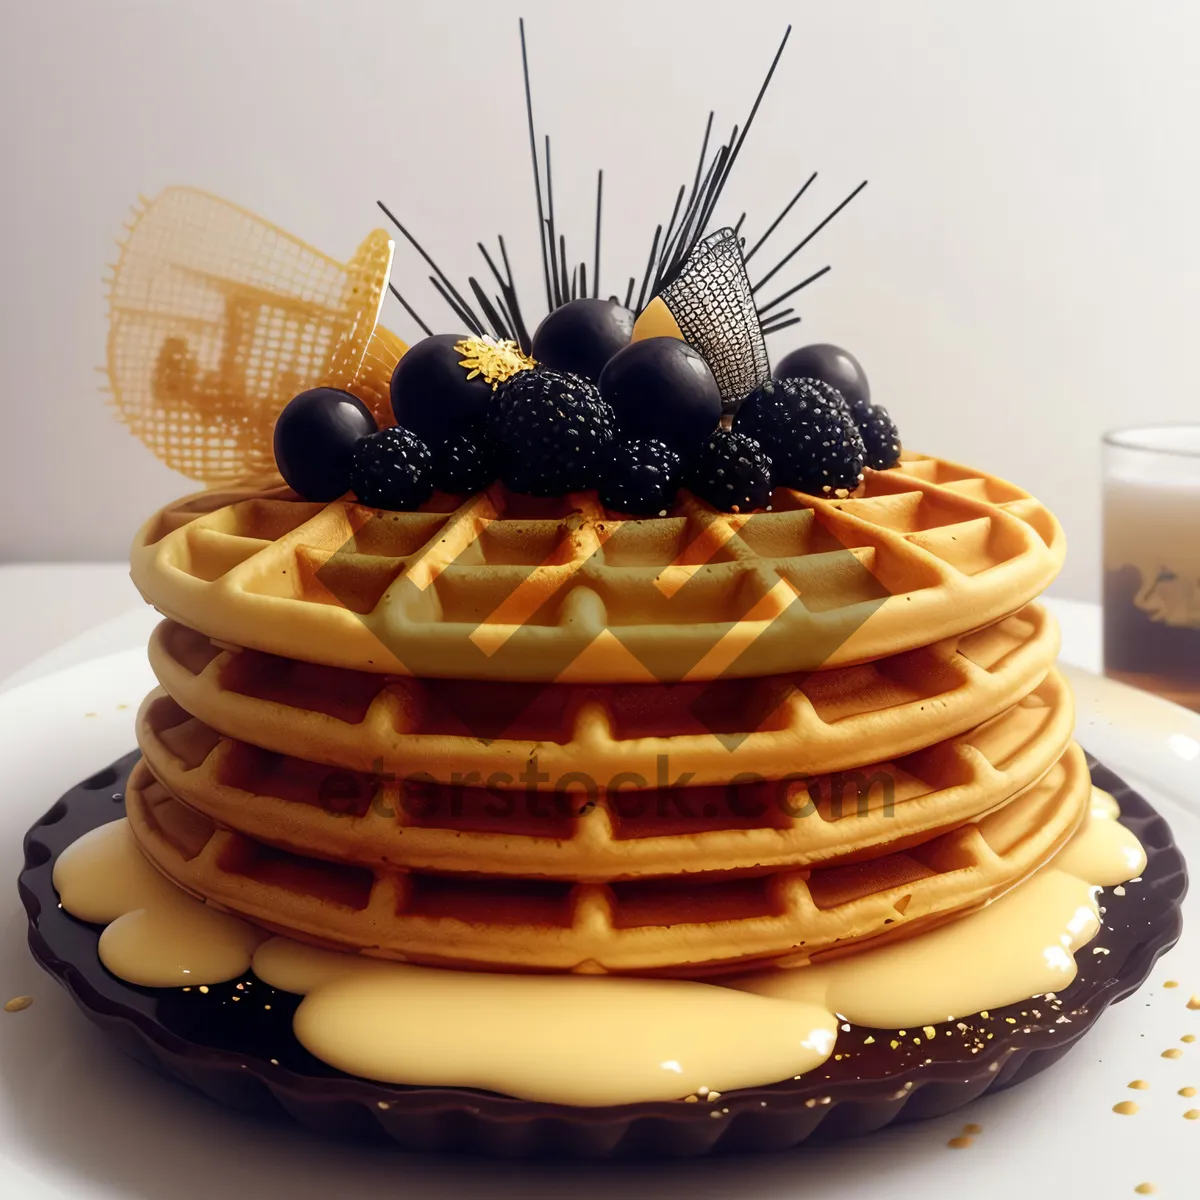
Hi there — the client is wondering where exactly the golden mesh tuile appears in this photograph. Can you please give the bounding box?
[106,187,394,482]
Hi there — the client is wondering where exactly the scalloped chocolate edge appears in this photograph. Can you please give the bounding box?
[19,751,1186,1159]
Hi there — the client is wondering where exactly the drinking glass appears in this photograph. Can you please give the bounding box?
[1103,424,1200,710]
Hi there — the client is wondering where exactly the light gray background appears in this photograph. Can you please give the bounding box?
[3,0,1198,600]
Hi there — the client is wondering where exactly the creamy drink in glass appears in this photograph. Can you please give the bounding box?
[1103,424,1200,711]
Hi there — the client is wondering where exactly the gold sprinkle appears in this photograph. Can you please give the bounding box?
[84,712,97,718]
[1184,1035,1197,1044]
[1165,980,1180,989]
[4,996,33,1013]
[1129,1080,1151,1090]
[116,703,129,710]
[962,1122,983,1135]
[1180,1087,1197,1097]
[947,1136,973,1149]
[913,1037,922,1046]
[1189,996,1200,1011]
[1005,1017,1017,1024]
[863,1035,875,1045]
[269,1058,279,1066]
[198,986,209,994]
[263,1004,271,1011]
[922,1026,936,1039]
[805,1099,817,1109]
[1113,1101,1139,1116]
[889,1040,900,1050]
[706,1090,722,1103]
[684,1095,698,1104]
[980,1011,990,1020]
[898,1030,907,1036]
[377,1101,391,1111]
[1186,1110,1200,1121]
[1135,1185,1157,1195]
[709,1111,722,1119]
[454,335,535,389]
[1163,1048,1184,1059]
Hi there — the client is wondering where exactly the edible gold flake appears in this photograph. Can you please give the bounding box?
[455,335,534,388]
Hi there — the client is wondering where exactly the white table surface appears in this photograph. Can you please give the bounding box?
[0,564,1103,690]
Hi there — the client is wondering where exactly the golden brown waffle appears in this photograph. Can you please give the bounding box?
[106,187,393,483]
[135,670,1073,881]
[129,454,1065,684]
[125,743,1090,975]
[146,603,1059,794]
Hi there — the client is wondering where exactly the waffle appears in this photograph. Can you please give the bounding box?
[125,742,1091,975]
[128,454,1065,684]
[135,669,1073,881]
[146,603,1058,786]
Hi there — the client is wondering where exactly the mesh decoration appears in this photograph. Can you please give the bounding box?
[105,187,395,483]
[351,324,408,428]
[657,228,770,403]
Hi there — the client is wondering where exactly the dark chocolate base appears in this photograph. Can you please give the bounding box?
[19,751,1187,1159]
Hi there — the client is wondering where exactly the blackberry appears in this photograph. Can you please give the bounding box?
[856,403,902,470]
[433,429,495,494]
[688,429,774,513]
[796,376,866,422]
[599,439,682,516]
[735,378,866,495]
[781,376,901,471]
[489,366,615,496]
[349,425,435,510]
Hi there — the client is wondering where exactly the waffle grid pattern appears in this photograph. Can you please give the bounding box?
[146,604,1058,785]
[135,670,1073,881]
[126,744,1090,975]
[130,455,1066,683]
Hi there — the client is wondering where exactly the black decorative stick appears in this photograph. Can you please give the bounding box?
[635,224,663,314]
[427,275,484,336]
[709,27,791,204]
[751,180,868,293]
[519,18,552,312]
[743,171,817,264]
[387,283,433,338]
[593,169,603,298]
[544,136,561,309]
[762,314,802,335]
[756,264,832,317]
[377,200,487,333]
[495,235,532,351]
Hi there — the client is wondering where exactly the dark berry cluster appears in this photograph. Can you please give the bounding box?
[272,327,900,518]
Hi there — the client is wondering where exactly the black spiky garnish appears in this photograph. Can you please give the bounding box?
[363,20,881,516]
[376,21,865,368]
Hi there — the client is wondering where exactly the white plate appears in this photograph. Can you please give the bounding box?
[0,650,1198,1200]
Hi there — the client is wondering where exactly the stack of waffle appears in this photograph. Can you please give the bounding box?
[126,453,1074,976]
